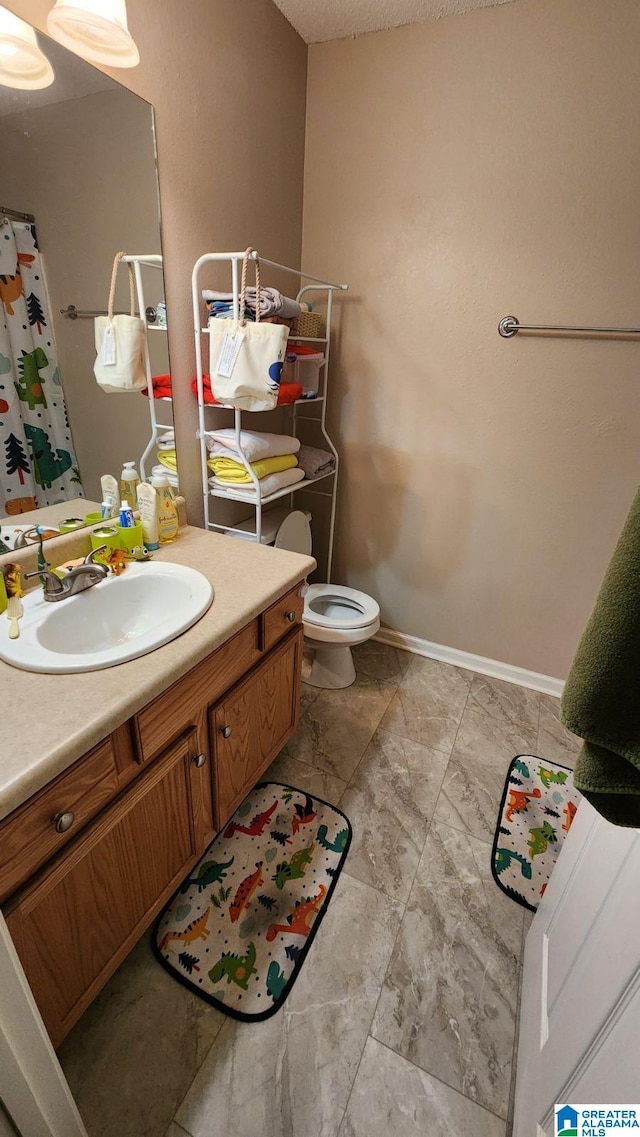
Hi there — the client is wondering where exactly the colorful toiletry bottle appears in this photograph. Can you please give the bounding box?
[100,473,119,518]
[151,473,178,544]
[119,500,135,528]
[120,461,140,509]
[136,481,159,550]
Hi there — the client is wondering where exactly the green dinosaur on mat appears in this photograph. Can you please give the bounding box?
[272,843,314,890]
[181,857,234,893]
[14,347,48,410]
[266,960,287,1001]
[208,941,257,990]
[495,847,533,879]
[23,424,72,489]
[317,824,349,853]
[527,820,558,860]
[537,765,568,789]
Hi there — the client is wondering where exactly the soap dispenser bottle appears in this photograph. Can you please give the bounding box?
[151,472,178,544]
[120,461,140,509]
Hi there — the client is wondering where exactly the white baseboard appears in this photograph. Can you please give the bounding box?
[374,627,564,698]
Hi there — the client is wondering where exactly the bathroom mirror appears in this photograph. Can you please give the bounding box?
[0,29,174,547]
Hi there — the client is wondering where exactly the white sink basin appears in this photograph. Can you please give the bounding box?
[0,561,214,673]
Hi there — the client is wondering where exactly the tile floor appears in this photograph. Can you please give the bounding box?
[57,643,582,1137]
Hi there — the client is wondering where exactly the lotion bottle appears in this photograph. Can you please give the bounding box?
[136,482,159,550]
[100,473,119,518]
[151,473,178,544]
[120,461,140,509]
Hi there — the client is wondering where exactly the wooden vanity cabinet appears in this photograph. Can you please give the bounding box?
[0,582,305,1047]
[5,730,203,1048]
[213,627,302,822]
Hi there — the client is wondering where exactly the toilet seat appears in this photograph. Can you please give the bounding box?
[304,584,380,630]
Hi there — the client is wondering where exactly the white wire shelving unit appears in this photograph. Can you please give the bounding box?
[122,254,174,483]
[192,251,347,580]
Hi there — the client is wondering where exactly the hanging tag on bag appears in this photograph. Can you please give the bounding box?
[102,323,116,366]
[216,330,245,378]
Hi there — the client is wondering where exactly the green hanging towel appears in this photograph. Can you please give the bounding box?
[561,486,640,827]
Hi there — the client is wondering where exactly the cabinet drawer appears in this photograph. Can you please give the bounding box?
[259,583,304,654]
[133,619,260,763]
[5,730,199,1047]
[0,736,121,903]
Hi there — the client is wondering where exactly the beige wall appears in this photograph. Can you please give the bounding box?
[6,0,308,519]
[0,88,167,501]
[302,0,640,679]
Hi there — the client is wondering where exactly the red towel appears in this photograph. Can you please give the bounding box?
[141,374,172,399]
[189,377,304,406]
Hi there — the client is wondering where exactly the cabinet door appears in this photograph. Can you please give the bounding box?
[211,628,303,828]
[5,731,201,1047]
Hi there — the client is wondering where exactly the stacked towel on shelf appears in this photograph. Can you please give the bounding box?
[141,374,172,399]
[296,444,336,479]
[206,430,300,462]
[202,287,304,321]
[210,468,305,497]
[152,463,179,489]
[207,454,298,484]
[190,376,304,406]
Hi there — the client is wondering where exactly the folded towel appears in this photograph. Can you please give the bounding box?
[297,444,336,480]
[157,449,178,473]
[208,453,298,484]
[190,376,303,407]
[141,373,172,400]
[560,486,640,826]
[206,429,300,463]
[202,287,301,320]
[151,463,179,488]
[210,467,305,498]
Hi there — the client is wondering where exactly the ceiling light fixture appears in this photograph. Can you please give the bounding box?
[47,0,139,67]
[0,6,54,89]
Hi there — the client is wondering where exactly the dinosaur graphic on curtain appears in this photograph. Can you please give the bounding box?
[0,218,83,514]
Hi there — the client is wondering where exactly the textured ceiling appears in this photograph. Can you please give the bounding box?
[272,0,516,43]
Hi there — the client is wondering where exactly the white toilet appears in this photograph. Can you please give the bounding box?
[302,582,381,689]
[228,508,380,689]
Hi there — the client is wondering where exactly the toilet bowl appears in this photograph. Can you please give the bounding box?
[302,583,380,689]
[227,508,380,689]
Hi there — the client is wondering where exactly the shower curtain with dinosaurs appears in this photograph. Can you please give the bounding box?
[0,218,83,514]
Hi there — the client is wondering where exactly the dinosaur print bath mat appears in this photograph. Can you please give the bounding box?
[492,756,581,912]
[154,782,351,1021]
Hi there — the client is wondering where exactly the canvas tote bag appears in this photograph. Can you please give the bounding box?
[208,247,288,411]
[94,251,147,394]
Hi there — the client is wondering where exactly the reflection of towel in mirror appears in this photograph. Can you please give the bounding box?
[202,287,301,320]
[156,449,177,473]
[209,467,305,497]
[206,429,300,463]
[151,463,179,489]
[297,445,336,479]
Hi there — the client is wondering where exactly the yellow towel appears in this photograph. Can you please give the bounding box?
[207,453,298,483]
[157,449,177,472]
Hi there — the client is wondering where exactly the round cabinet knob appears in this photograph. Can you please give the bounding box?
[191,752,207,768]
[284,610,296,623]
[53,811,75,834]
[219,725,232,739]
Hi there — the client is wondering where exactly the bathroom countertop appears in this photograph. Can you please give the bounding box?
[0,526,314,822]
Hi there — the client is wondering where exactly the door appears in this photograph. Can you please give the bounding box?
[211,627,302,827]
[514,800,640,1136]
[5,731,201,1047]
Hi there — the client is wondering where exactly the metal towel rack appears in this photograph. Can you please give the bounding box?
[0,206,35,223]
[498,315,640,339]
[60,303,158,322]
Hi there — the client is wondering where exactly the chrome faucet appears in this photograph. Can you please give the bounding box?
[25,546,109,602]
